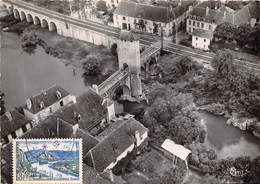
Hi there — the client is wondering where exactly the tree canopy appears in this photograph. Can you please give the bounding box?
[0,91,6,116]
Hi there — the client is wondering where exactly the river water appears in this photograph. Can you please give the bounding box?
[1,31,260,159]
[1,32,94,110]
[31,162,78,180]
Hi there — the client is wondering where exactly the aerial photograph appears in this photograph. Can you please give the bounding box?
[0,0,259,183]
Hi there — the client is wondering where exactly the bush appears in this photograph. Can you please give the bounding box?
[82,55,101,76]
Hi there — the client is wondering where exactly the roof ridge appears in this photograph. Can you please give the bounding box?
[121,0,169,10]
[29,83,58,99]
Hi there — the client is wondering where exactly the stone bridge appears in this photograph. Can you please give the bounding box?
[1,0,120,48]
[92,69,130,99]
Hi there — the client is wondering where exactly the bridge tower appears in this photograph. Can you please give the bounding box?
[117,30,142,97]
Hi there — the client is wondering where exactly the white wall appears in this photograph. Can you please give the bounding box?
[192,35,211,50]
[186,18,217,33]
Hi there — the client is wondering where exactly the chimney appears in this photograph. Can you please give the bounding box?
[206,6,209,16]
[5,112,12,121]
[92,84,99,94]
[135,130,141,146]
[56,90,62,99]
[26,98,32,110]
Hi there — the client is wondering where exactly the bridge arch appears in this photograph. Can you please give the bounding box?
[26,14,33,23]
[49,22,57,32]
[13,9,20,20]
[20,11,26,21]
[33,16,41,25]
[113,85,131,100]
[41,19,48,29]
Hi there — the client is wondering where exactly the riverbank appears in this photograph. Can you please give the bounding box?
[0,15,118,81]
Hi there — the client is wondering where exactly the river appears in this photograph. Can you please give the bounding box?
[0,32,99,110]
[31,162,78,180]
[1,31,259,159]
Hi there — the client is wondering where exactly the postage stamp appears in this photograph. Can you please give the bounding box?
[13,139,82,184]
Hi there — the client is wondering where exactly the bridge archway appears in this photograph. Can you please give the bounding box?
[13,9,20,20]
[34,16,41,25]
[20,11,26,21]
[49,22,57,32]
[41,19,48,29]
[113,85,131,100]
[26,14,33,23]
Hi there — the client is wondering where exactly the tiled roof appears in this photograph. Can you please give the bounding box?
[21,117,99,156]
[1,110,30,138]
[192,28,213,39]
[233,5,251,26]
[84,118,148,172]
[114,1,175,23]
[24,84,70,114]
[45,88,106,130]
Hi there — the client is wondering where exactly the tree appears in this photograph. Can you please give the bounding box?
[234,24,252,48]
[211,50,235,76]
[0,91,6,116]
[96,0,107,12]
[214,22,236,42]
[82,55,101,76]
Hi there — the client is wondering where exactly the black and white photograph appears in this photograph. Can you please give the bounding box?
[0,0,259,183]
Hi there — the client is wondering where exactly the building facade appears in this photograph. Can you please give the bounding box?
[114,1,194,36]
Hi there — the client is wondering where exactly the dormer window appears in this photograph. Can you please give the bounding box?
[40,101,45,109]
[56,90,62,99]
[74,112,81,122]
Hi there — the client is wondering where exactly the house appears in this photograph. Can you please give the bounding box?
[51,89,110,133]
[23,84,76,123]
[113,0,194,36]
[84,118,148,172]
[0,110,32,146]
[232,2,260,27]
[186,3,236,50]
[192,29,213,50]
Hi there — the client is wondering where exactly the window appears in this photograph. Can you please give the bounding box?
[22,125,27,133]
[201,23,204,28]
[117,0,119,3]
[204,39,206,42]
[209,24,212,30]
[193,21,195,26]
[189,20,191,25]
[65,23,69,29]
[196,37,198,40]
[257,18,259,22]
[197,22,200,27]
[123,17,126,20]
[60,101,64,107]
[189,27,191,32]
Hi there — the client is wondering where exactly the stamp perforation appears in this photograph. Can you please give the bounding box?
[12,138,83,184]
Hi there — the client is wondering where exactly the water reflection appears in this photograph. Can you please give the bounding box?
[1,32,92,110]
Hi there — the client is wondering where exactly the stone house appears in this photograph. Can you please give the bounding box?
[0,110,32,147]
[192,29,213,50]
[85,118,148,172]
[23,85,76,123]
[113,0,194,36]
